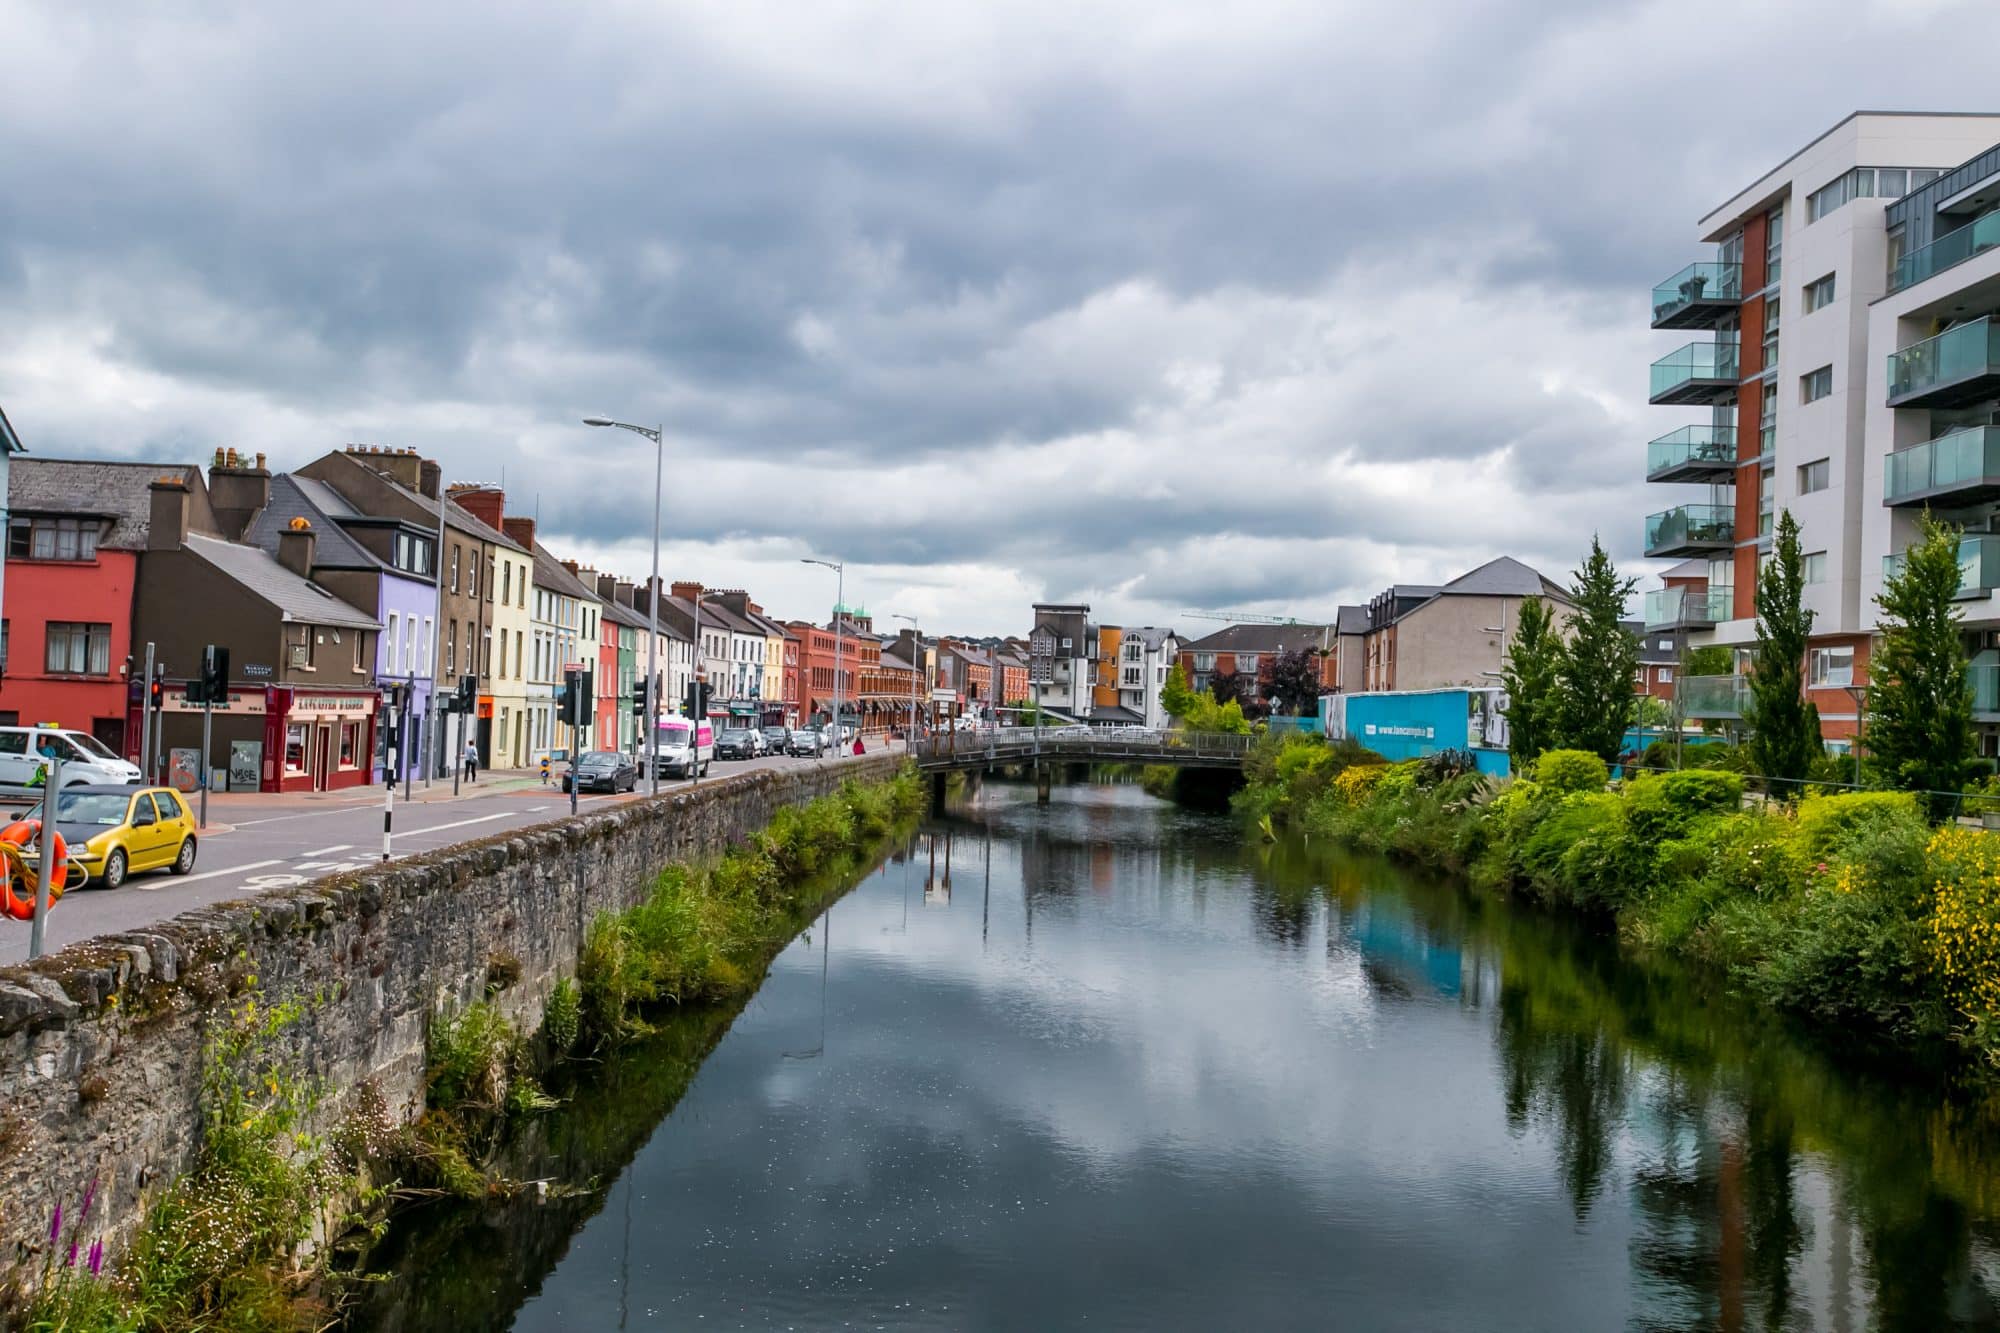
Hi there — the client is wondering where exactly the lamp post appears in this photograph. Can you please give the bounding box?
[802,557,844,756]
[583,417,665,795]
[893,613,919,754]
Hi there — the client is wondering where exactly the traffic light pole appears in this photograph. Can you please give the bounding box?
[138,641,155,780]
[199,696,212,830]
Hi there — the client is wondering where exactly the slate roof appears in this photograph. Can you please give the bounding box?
[529,543,601,604]
[1436,555,1571,602]
[602,598,651,630]
[183,534,380,629]
[8,459,206,550]
[244,476,384,572]
[1181,623,1333,653]
[1335,605,1370,635]
[289,474,363,522]
[0,406,24,455]
[1119,626,1179,651]
[699,599,761,636]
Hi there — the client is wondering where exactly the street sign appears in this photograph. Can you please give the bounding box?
[930,688,957,703]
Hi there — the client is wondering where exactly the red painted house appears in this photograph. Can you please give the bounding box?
[2,459,216,750]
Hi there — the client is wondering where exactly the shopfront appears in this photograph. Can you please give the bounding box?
[263,687,380,793]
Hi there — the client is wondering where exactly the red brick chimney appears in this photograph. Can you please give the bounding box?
[502,516,536,552]
[449,485,505,531]
[670,580,703,603]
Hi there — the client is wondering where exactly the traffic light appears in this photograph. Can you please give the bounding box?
[683,681,711,718]
[194,644,229,705]
[149,677,164,709]
[560,668,595,728]
[456,674,479,713]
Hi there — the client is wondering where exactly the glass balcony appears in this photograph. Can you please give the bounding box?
[1889,210,2000,293]
[1886,317,2000,408]
[1651,262,1744,329]
[1973,664,2000,719]
[1678,674,1750,719]
[1646,425,1738,483]
[1643,586,1732,628]
[1645,504,1735,558]
[1883,426,2000,507]
[1650,340,1741,406]
[1882,533,2000,599]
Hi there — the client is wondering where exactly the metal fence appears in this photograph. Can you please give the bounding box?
[911,726,1254,769]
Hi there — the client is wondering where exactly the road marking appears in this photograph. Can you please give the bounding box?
[136,858,285,889]
[395,811,513,839]
[298,844,353,858]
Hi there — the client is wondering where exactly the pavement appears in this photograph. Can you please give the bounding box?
[0,744,902,967]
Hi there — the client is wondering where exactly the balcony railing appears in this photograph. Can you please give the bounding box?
[1886,317,2000,408]
[1889,211,2000,293]
[1645,504,1735,558]
[1678,674,1750,719]
[1974,664,2000,718]
[1643,585,1732,628]
[1651,262,1744,329]
[1650,340,1741,406]
[1882,532,2000,598]
[1883,426,2000,507]
[1646,425,1738,482]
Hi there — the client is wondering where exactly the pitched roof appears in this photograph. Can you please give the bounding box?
[601,598,651,630]
[0,406,24,455]
[1182,623,1332,653]
[183,534,380,629]
[699,598,760,635]
[1436,555,1571,602]
[8,459,206,550]
[244,476,385,573]
[529,543,600,603]
[288,474,363,522]
[1119,626,1178,650]
[1335,605,1370,635]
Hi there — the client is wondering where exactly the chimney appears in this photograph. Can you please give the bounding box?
[277,517,317,579]
[207,451,273,540]
[670,580,703,603]
[147,476,191,552]
[418,458,442,499]
[714,589,750,617]
[615,579,639,610]
[595,573,621,603]
[345,443,423,491]
[449,485,506,531]
[502,516,536,551]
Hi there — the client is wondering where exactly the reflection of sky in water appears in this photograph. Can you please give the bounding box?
[504,783,1918,1331]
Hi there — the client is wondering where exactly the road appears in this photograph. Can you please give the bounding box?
[0,747,891,967]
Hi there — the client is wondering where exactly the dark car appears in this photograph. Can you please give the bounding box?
[759,725,791,755]
[786,728,826,757]
[563,751,638,794]
[716,728,759,760]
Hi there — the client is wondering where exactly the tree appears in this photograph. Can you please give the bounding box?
[1745,510,1822,791]
[1554,536,1639,762]
[1267,647,1322,717]
[1160,663,1196,720]
[1209,670,1249,708]
[1686,644,1732,677]
[1501,595,1563,766]
[1867,512,1975,819]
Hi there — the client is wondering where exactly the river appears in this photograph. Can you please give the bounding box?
[353,778,2000,1330]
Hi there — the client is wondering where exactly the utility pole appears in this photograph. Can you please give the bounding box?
[138,641,155,783]
[28,746,61,960]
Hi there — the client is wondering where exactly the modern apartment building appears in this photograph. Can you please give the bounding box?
[1644,111,2000,743]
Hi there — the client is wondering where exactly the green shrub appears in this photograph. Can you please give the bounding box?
[542,977,581,1054]
[1797,791,1924,859]
[1530,749,1609,796]
[1623,770,1744,845]
[428,1000,521,1115]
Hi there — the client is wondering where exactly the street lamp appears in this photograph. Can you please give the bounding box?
[893,613,919,754]
[583,417,665,795]
[802,557,844,756]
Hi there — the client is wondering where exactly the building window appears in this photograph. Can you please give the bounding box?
[285,724,308,774]
[385,613,400,675]
[9,517,100,562]
[1760,381,1777,458]
[1798,459,1830,494]
[1810,646,1854,687]
[515,630,523,680]
[338,721,360,769]
[451,543,461,594]
[1238,654,1260,674]
[44,622,111,675]
[1801,366,1833,403]
[1804,273,1837,313]
[1804,551,1828,584]
[498,630,508,678]
[352,630,365,672]
[446,620,457,675]
[469,552,479,599]
[1762,296,1780,368]
[1658,667,1674,684]
[1765,206,1783,282]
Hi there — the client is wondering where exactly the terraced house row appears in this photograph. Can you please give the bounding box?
[1642,110,2000,755]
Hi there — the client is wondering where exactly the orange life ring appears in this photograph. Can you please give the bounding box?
[0,821,66,920]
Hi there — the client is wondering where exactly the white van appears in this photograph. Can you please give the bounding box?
[645,717,713,778]
[0,726,144,795]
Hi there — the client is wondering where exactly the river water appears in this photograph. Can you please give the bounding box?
[356,779,2000,1330]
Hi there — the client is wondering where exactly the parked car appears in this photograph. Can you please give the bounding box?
[0,726,143,796]
[759,725,791,755]
[649,718,712,778]
[716,727,760,760]
[19,784,197,890]
[787,728,826,757]
[563,750,638,794]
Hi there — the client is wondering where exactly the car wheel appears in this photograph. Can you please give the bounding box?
[100,848,128,890]
[172,838,196,875]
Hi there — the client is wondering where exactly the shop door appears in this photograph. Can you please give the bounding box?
[477,716,493,767]
[312,724,334,792]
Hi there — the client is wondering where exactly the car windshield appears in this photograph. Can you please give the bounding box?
[24,792,136,826]
[582,752,621,765]
[721,729,751,740]
[63,733,122,762]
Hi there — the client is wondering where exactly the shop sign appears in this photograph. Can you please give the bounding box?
[292,694,376,716]
[164,689,266,715]
[242,663,274,679]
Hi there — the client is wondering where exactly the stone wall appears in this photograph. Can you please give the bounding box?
[0,755,903,1289]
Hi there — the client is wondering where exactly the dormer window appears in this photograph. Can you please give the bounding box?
[9,516,100,561]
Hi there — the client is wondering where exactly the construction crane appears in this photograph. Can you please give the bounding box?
[1179,608,1310,625]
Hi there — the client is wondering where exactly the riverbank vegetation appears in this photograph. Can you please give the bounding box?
[1235,728,2000,1062]
[9,768,927,1333]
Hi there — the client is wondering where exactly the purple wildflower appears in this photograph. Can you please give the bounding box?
[87,1238,103,1276]
[48,1201,60,1243]
[79,1178,96,1221]
[65,1240,76,1268]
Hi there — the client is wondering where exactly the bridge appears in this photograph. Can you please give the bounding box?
[911,727,1252,774]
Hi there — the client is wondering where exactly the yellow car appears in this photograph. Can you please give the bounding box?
[19,784,199,890]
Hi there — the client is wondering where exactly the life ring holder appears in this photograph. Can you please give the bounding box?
[0,821,72,920]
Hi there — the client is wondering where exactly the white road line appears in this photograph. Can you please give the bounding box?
[298,844,353,858]
[394,811,514,839]
[136,858,286,889]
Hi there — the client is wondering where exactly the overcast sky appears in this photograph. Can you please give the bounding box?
[6,1,2000,636]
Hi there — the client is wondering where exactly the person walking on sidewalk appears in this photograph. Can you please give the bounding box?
[463,740,479,785]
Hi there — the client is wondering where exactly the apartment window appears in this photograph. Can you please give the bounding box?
[1810,646,1854,688]
[1801,366,1833,403]
[1803,273,1836,313]
[482,629,492,673]
[44,622,111,675]
[516,630,524,680]
[1798,458,1830,494]
[468,549,479,599]
[446,621,457,674]
[352,630,365,673]
[1658,667,1674,684]
[502,563,511,605]
[1237,654,1260,674]
[1760,381,1778,458]
[1803,551,1828,584]
[451,543,462,594]
[1765,206,1783,282]
[1759,464,1775,538]
[1762,296,1780,368]
[1887,224,1907,280]
[386,612,400,674]
[9,517,99,562]
[486,557,495,602]
[498,629,508,678]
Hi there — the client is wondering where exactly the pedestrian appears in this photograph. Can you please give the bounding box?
[463,739,479,785]
[853,734,865,756]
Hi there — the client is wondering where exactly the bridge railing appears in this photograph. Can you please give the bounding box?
[911,726,1253,766]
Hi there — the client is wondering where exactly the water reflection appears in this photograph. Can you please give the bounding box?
[354,781,2000,1331]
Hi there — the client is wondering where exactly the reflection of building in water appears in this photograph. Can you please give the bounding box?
[1348,898,1463,999]
[925,830,953,905]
